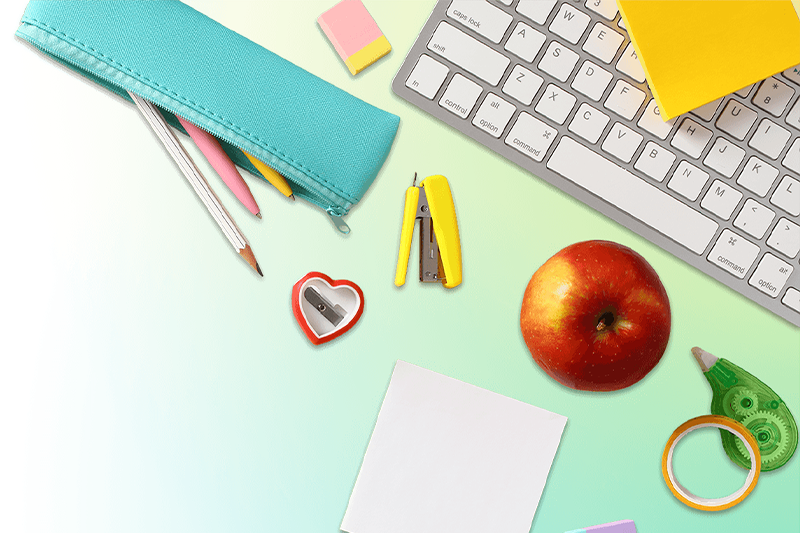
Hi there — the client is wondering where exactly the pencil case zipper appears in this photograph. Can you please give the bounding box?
[16,9,397,234]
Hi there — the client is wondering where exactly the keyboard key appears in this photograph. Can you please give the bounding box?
[568,103,610,143]
[703,138,746,178]
[446,0,513,43]
[734,199,775,239]
[753,77,795,116]
[783,288,800,313]
[707,229,759,279]
[549,3,591,44]
[616,43,646,83]
[585,0,618,20]
[502,65,544,105]
[691,97,723,122]
[670,118,713,159]
[427,22,511,86]
[783,138,800,174]
[637,99,675,140]
[767,218,800,258]
[406,54,449,99]
[701,180,743,220]
[571,60,612,101]
[538,41,580,82]
[504,112,558,162]
[634,141,676,182]
[783,64,800,86]
[737,156,778,197]
[504,22,547,62]
[748,119,790,160]
[786,99,800,131]
[668,161,709,201]
[601,122,642,163]
[749,254,793,297]
[582,22,624,64]
[472,93,516,138]
[547,137,718,254]
[735,84,755,98]
[534,83,577,124]
[771,176,800,217]
[715,100,757,140]
[516,0,558,25]
[439,73,483,118]
[604,80,645,120]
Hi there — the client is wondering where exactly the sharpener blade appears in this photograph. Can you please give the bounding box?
[303,287,345,326]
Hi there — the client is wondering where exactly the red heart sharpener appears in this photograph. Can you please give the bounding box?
[292,272,365,346]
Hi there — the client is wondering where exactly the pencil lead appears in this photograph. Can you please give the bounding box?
[256,212,262,219]
[256,263,263,277]
[290,194,296,202]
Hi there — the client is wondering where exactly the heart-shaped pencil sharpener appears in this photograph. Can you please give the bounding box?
[292,272,365,346]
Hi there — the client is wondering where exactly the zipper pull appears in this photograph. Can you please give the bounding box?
[326,207,351,234]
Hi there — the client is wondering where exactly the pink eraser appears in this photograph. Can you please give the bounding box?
[318,0,391,75]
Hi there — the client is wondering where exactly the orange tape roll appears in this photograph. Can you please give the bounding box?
[662,415,761,511]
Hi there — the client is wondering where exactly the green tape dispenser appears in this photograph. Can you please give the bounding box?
[692,347,797,471]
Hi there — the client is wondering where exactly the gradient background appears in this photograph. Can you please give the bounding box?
[1,1,797,532]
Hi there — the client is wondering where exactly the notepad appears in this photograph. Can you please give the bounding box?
[618,0,800,120]
[341,361,567,533]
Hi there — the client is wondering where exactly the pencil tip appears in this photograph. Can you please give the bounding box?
[256,212,262,219]
[240,244,261,276]
[290,194,296,202]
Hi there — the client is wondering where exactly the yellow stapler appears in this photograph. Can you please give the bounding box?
[395,174,462,288]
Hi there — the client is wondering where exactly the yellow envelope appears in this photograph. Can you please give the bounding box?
[618,0,800,120]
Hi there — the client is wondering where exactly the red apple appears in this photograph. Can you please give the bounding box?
[520,240,671,391]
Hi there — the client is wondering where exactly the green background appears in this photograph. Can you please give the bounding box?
[1,1,797,532]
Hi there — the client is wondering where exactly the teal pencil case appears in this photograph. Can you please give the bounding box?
[15,0,399,232]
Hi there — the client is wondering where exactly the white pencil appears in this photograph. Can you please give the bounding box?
[128,91,262,276]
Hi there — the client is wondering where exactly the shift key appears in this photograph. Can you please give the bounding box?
[428,22,510,86]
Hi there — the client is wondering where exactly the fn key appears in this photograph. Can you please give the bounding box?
[406,54,449,99]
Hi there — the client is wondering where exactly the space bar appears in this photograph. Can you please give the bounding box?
[547,137,719,254]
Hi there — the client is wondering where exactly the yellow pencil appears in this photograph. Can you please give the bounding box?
[243,151,295,200]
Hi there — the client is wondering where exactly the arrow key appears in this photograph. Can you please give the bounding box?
[734,199,775,239]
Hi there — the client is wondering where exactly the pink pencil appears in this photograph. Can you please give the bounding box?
[176,115,261,218]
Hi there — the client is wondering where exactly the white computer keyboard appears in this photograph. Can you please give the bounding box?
[392,0,800,327]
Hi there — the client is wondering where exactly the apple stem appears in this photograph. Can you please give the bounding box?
[596,311,615,331]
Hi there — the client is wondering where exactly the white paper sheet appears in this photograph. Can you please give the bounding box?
[341,361,568,533]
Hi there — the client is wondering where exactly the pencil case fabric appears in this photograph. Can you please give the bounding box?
[16,0,400,223]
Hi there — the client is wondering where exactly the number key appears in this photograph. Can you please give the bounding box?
[753,77,795,116]
[585,0,619,20]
